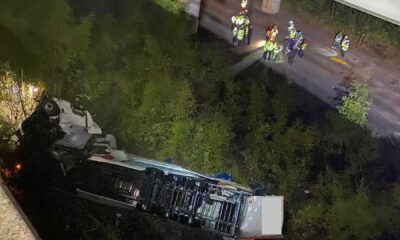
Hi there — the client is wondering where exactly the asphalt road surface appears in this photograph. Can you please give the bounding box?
[200,0,400,137]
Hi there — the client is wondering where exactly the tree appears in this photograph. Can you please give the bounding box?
[0,0,92,94]
[337,81,371,127]
[0,64,44,147]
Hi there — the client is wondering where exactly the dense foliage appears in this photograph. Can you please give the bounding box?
[338,81,371,126]
[0,0,399,239]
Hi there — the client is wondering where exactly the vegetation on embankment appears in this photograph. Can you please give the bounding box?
[0,0,399,239]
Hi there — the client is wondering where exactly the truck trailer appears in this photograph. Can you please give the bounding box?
[20,94,284,239]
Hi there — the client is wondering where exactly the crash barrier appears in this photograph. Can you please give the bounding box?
[261,0,281,14]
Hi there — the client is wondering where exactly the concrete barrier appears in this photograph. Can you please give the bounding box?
[0,179,39,239]
[260,0,281,14]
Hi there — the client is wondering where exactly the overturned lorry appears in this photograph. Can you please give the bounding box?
[20,94,284,240]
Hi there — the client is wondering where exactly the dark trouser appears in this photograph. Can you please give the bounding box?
[263,51,272,60]
[247,28,252,44]
[298,50,304,58]
[341,49,347,57]
[288,50,296,65]
[273,52,280,61]
[232,36,237,46]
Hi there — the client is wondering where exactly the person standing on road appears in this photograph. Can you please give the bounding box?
[263,40,275,61]
[285,39,297,65]
[341,35,350,57]
[273,42,283,62]
[295,30,304,48]
[244,15,252,45]
[270,25,279,41]
[265,26,272,40]
[288,20,296,39]
[332,31,344,49]
[231,12,246,47]
[231,13,240,30]
[298,38,308,58]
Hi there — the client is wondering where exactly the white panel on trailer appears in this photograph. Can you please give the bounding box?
[239,196,284,238]
[335,0,400,26]
[262,196,284,236]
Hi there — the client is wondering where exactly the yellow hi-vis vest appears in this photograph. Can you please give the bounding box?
[263,41,274,52]
[273,44,282,54]
[237,28,245,40]
[342,40,350,51]
[289,30,296,39]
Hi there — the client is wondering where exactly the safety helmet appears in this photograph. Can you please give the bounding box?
[344,35,349,40]
[289,20,294,25]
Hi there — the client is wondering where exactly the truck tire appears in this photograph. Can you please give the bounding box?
[42,99,60,116]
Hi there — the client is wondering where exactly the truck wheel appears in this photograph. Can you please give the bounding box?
[42,99,60,116]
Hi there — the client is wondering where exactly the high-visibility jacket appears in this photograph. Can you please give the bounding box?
[335,33,343,43]
[295,32,303,41]
[273,44,282,54]
[288,25,296,34]
[236,16,245,26]
[270,28,278,41]
[237,28,245,40]
[341,39,350,51]
[244,17,250,25]
[266,30,272,40]
[289,30,296,39]
[232,26,238,35]
[263,41,274,52]
[301,42,308,51]
[231,16,239,24]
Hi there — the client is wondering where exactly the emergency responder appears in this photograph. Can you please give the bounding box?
[265,26,272,41]
[247,23,253,44]
[298,38,308,58]
[232,26,238,45]
[244,15,252,44]
[270,25,279,41]
[285,38,297,65]
[273,42,282,62]
[237,25,246,44]
[263,40,275,61]
[232,12,246,46]
[240,0,249,15]
[341,35,350,57]
[332,31,344,50]
[288,20,296,37]
[295,30,304,47]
